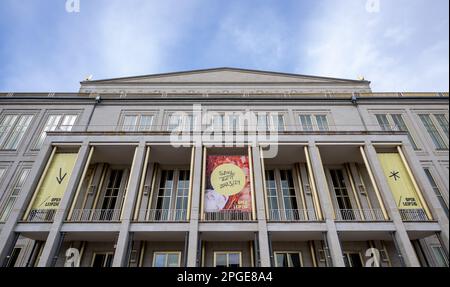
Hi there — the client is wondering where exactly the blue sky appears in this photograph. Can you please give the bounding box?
[0,0,448,92]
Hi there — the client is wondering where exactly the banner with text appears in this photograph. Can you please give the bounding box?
[31,152,78,210]
[205,155,252,213]
[377,152,422,210]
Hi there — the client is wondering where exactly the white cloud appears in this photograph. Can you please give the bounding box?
[299,0,449,91]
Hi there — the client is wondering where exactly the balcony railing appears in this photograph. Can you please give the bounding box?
[399,209,428,221]
[137,209,187,222]
[268,209,318,221]
[203,210,252,221]
[69,209,121,222]
[335,209,386,221]
[26,209,56,222]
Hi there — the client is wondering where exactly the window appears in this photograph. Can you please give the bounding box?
[153,169,190,220]
[343,252,363,267]
[375,114,418,150]
[329,169,354,220]
[434,114,449,140]
[265,169,300,221]
[256,114,285,131]
[121,114,154,132]
[214,252,241,267]
[419,114,448,150]
[299,114,329,131]
[91,252,114,267]
[431,245,449,267]
[167,114,196,131]
[265,170,279,213]
[34,114,78,149]
[0,168,31,222]
[101,169,124,211]
[0,166,6,183]
[153,252,181,267]
[6,247,22,267]
[423,168,448,217]
[0,114,34,150]
[274,252,303,267]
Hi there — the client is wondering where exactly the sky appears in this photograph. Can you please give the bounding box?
[0,0,448,92]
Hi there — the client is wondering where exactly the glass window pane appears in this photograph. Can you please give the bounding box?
[0,115,18,147]
[391,114,418,150]
[434,114,449,140]
[276,253,287,267]
[375,114,391,131]
[315,115,329,131]
[35,115,61,149]
[299,115,313,131]
[3,115,33,150]
[153,254,166,267]
[419,114,447,150]
[168,115,182,131]
[215,254,227,267]
[138,115,153,131]
[60,115,77,131]
[123,115,138,131]
[289,253,302,267]
[431,246,449,267]
[167,254,180,267]
[228,253,240,267]
[423,168,449,216]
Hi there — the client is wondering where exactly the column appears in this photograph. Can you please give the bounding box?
[0,142,54,266]
[364,143,421,267]
[252,146,271,267]
[37,142,92,267]
[187,146,203,267]
[307,143,346,267]
[112,142,147,267]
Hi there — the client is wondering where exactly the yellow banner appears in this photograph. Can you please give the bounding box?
[377,152,422,209]
[32,152,78,210]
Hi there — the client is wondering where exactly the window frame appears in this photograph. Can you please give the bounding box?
[255,112,287,132]
[32,111,80,150]
[264,168,301,214]
[343,252,364,267]
[166,112,197,131]
[423,167,449,216]
[152,251,182,267]
[417,113,449,151]
[119,111,156,132]
[374,113,419,150]
[0,112,35,151]
[152,168,190,214]
[430,245,449,267]
[91,252,114,267]
[0,164,32,222]
[296,112,331,132]
[274,251,304,267]
[213,251,242,267]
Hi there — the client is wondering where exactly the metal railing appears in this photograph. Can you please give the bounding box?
[335,209,386,221]
[268,209,318,221]
[69,209,121,222]
[203,210,253,221]
[399,209,428,221]
[137,209,187,222]
[26,209,56,222]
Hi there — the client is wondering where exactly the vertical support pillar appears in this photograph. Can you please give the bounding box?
[307,143,345,267]
[187,146,203,267]
[112,142,147,267]
[364,143,421,267]
[252,146,271,267]
[37,142,92,267]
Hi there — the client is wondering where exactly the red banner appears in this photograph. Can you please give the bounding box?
[204,155,252,212]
